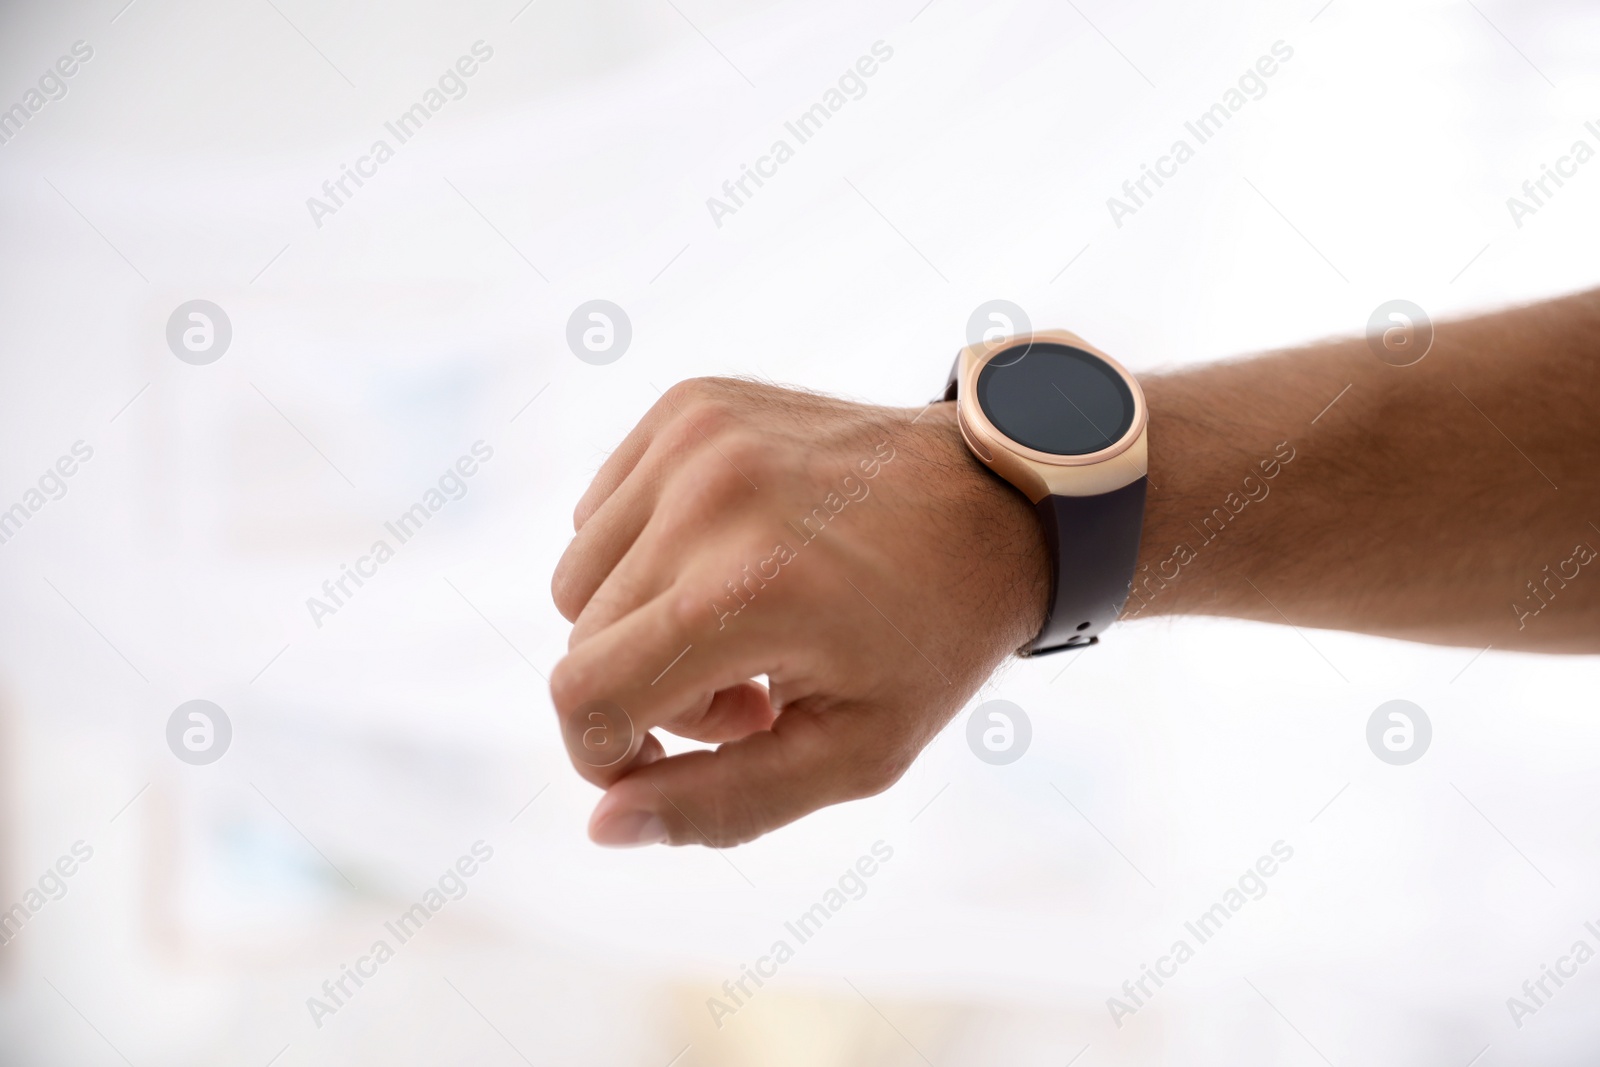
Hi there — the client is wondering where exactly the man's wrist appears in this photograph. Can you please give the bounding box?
[1122,372,1230,622]
[922,401,1052,653]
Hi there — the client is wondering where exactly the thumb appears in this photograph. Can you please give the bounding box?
[586,702,912,848]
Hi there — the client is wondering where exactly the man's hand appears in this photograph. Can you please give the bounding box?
[550,379,1048,847]
[549,290,1600,848]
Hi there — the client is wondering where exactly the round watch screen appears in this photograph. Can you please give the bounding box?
[975,342,1135,456]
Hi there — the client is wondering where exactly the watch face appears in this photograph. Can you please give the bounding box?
[975,342,1136,456]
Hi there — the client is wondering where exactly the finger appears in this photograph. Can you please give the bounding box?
[660,680,777,743]
[572,378,722,531]
[549,581,774,786]
[565,449,765,647]
[573,409,664,532]
[563,540,700,657]
[586,701,910,848]
[558,385,750,625]
[563,499,689,650]
[552,465,661,624]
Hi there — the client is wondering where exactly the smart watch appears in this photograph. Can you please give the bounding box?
[941,330,1148,655]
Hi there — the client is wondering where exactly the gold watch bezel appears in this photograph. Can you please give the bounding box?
[954,329,1148,502]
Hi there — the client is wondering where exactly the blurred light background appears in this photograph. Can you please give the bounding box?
[0,0,1597,1064]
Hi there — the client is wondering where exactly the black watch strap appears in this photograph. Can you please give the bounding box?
[942,356,1146,656]
[1028,480,1146,654]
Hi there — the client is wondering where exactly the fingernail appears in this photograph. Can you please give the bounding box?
[592,810,669,848]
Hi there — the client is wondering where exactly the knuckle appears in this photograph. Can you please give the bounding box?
[696,454,757,504]
[714,431,768,480]
[683,399,733,441]
[667,375,737,402]
[657,407,712,458]
[549,564,584,622]
[663,378,750,441]
[662,377,710,405]
[565,616,595,652]
[672,583,715,632]
[547,658,588,716]
[842,754,901,799]
[666,452,756,518]
[835,735,914,799]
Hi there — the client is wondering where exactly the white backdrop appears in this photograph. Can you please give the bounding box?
[0,0,1597,1064]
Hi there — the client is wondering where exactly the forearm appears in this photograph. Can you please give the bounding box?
[1128,289,1600,652]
